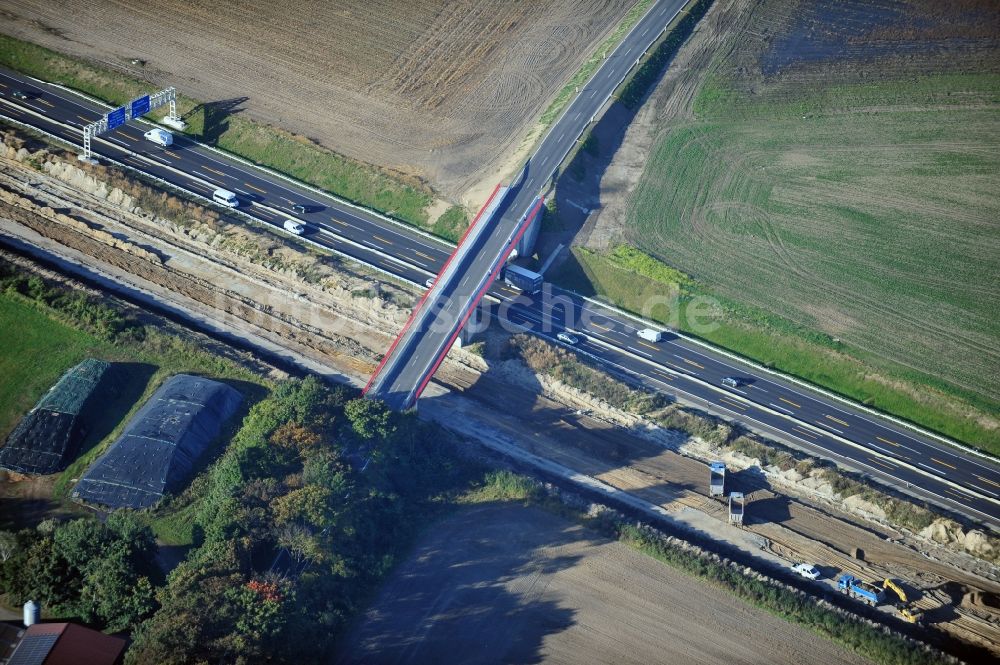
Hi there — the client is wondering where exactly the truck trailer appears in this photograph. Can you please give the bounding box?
[503,264,543,294]
[838,575,885,606]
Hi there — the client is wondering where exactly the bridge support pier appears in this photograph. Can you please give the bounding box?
[457,302,490,347]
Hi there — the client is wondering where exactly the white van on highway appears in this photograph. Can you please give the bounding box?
[143,128,173,147]
[637,328,664,342]
[212,188,239,208]
[283,219,305,235]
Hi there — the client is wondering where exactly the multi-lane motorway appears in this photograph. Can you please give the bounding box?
[364,0,691,410]
[1,22,998,531]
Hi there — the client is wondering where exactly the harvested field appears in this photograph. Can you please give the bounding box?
[0,0,633,202]
[578,0,1000,447]
[336,503,870,665]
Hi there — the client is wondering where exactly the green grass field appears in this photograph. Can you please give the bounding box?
[0,296,106,440]
[559,1,1000,452]
[0,287,269,504]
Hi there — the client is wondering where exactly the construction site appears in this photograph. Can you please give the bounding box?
[0,0,997,662]
[0,123,996,661]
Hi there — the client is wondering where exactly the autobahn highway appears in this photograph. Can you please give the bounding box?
[1,42,998,528]
[364,0,691,410]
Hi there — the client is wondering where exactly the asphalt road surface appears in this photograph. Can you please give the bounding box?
[0,8,998,533]
[366,0,690,410]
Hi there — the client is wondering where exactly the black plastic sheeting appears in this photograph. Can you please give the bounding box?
[72,374,242,510]
[0,359,111,475]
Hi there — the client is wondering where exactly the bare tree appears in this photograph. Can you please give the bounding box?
[0,531,17,563]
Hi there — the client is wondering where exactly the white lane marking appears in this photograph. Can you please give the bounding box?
[867,444,896,457]
[769,403,795,415]
[815,421,844,436]
[190,171,213,182]
[918,462,945,476]
[628,347,652,358]
[105,135,130,147]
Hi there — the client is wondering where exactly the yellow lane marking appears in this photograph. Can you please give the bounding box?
[37,98,54,107]
[945,488,968,499]
[202,166,227,177]
[244,182,267,193]
[825,414,850,427]
[975,474,1000,488]
[652,369,673,381]
[373,235,392,245]
[163,150,180,159]
[719,397,747,411]
[77,114,92,122]
[876,436,900,447]
[682,357,704,369]
[0,83,7,88]
[930,457,956,470]
[414,250,435,261]
[779,397,801,409]
[638,340,659,351]
[591,322,612,331]
[329,218,346,226]
[793,426,818,440]
[868,457,896,470]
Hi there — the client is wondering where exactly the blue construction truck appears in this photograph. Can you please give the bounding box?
[502,264,543,294]
[837,575,885,606]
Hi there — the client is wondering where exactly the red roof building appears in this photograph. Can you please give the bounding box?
[6,623,125,665]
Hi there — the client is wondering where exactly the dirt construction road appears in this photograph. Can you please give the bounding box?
[0,0,632,201]
[336,503,870,665]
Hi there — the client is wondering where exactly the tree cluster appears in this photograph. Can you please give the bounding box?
[0,513,158,632]
[127,376,470,664]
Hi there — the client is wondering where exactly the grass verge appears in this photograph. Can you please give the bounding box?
[536,0,657,128]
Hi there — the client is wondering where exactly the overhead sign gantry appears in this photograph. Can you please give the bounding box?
[78,86,186,163]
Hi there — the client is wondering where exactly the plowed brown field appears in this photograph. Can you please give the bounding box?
[335,504,871,665]
[0,0,633,200]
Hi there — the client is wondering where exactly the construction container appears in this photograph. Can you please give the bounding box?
[729,492,745,525]
[710,462,726,497]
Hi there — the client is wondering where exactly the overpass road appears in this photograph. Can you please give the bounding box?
[0,0,997,531]
[363,0,691,410]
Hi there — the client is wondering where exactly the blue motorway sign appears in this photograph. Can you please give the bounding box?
[106,107,127,129]
[130,95,150,118]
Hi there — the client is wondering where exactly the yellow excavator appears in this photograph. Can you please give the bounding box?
[883,578,923,624]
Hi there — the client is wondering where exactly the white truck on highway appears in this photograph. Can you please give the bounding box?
[637,328,664,342]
